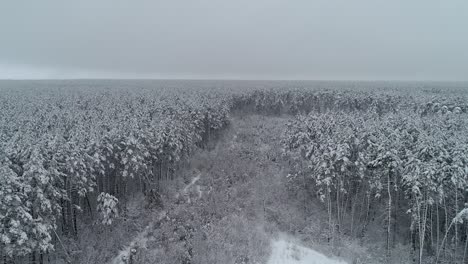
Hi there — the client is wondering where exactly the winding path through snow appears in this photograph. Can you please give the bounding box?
[267,238,348,264]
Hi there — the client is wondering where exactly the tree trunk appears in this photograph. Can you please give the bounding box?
[386,172,392,262]
[455,188,459,253]
[463,225,468,264]
[444,197,448,258]
[418,199,429,264]
[350,184,359,237]
[393,184,399,248]
[73,205,78,237]
[336,181,341,236]
[61,199,67,235]
[85,193,93,217]
[327,189,333,246]
[436,204,440,253]
[302,172,307,221]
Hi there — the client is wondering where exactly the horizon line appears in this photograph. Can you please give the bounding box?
[1,78,467,83]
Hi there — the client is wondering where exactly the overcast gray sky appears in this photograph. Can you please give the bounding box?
[0,0,467,80]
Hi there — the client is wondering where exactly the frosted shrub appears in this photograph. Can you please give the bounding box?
[97,193,119,225]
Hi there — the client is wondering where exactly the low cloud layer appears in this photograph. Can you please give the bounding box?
[1,0,467,80]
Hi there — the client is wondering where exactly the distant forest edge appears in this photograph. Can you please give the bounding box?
[0,80,467,263]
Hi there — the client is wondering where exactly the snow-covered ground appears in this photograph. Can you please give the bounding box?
[267,238,348,264]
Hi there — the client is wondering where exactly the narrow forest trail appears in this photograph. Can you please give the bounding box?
[110,114,348,264]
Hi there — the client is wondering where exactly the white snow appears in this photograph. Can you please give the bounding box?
[267,238,348,264]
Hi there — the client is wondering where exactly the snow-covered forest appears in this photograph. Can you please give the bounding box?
[1,80,468,264]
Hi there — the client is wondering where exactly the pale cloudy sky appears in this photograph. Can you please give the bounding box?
[0,0,467,80]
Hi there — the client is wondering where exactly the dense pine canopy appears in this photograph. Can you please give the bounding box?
[1,80,467,263]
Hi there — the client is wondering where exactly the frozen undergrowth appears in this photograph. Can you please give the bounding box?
[111,211,167,264]
[111,172,204,264]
